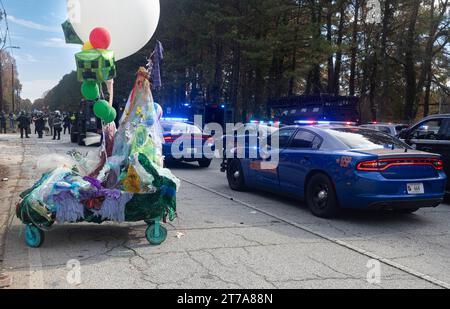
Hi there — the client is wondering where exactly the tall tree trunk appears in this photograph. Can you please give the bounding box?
[327,0,334,94]
[423,70,432,117]
[305,70,313,95]
[231,43,241,121]
[309,0,323,94]
[333,1,347,95]
[349,0,360,96]
[212,41,224,104]
[380,0,394,119]
[289,2,301,96]
[370,53,378,121]
[403,0,420,121]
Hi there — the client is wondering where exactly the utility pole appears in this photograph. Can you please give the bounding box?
[0,47,20,113]
[0,52,3,112]
[11,60,14,112]
[0,6,20,112]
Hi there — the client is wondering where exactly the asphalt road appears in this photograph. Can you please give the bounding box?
[1,133,450,289]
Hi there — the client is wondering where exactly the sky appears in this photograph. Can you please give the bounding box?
[3,0,80,102]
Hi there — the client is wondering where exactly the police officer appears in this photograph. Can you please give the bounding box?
[17,111,31,139]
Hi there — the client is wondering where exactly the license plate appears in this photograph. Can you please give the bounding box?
[407,183,425,195]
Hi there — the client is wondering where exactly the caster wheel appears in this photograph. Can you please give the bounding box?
[146,224,167,246]
[25,225,45,248]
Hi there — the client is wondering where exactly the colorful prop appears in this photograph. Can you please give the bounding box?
[16,67,179,248]
[67,0,160,60]
[104,108,117,124]
[93,100,110,119]
[93,100,116,124]
[20,3,174,249]
[82,41,94,51]
[81,81,100,100]
[89,27,111,49]
[61,20,83,45]
[76,49,116,82]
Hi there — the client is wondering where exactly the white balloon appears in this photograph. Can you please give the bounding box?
[67,0,160,60]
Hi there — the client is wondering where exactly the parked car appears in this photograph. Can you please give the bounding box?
[71,100,102,146]
[222,126,446,218]
[360,123,409,137]
[398,114,450,191]
[161,121,215,168]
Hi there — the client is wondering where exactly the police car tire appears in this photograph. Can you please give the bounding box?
[227,160,247,191]
[198,159,212,168]
[306,173,340,218]
[394,208,419,214]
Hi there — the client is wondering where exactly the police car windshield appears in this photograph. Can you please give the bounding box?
[326,128,408,150]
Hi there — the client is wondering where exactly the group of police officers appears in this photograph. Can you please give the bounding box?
[0,111,75,140]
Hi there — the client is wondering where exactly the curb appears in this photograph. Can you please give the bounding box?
[0,165,12,288]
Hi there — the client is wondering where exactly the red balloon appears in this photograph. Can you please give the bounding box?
[89,27,111,50]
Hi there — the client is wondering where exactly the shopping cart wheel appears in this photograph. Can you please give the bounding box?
[25,225,45,248]
[146,223,167,246]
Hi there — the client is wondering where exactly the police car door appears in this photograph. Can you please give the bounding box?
[278,129,321,196]
[250,127,296,189]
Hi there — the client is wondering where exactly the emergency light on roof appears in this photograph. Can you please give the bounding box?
[250,120,282,126]
[162,117,189,122]
[295,120,356,126]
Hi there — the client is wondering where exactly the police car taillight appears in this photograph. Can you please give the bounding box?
[164,136,175,143]
[357,158,444,171]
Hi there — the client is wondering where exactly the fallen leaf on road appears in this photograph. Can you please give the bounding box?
[176,232,185,239]
[0,273,11,288]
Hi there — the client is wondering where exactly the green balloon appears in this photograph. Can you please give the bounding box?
[81,81,99,100]
[103,107,117,124]
[93,100,110,119]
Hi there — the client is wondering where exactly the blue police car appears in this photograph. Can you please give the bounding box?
[222,126,447,218]
[161,120,215,168]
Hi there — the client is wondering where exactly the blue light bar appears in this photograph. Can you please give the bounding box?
[295,120,316,125]
[162,117,189,122]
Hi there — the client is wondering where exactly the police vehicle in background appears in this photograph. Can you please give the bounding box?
[161,118,215,168]
[71,100,102,146]
[267,95,360,125]
[360,123,410,137]
[399,114,450,192]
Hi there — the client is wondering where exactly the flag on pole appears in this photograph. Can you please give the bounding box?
[148,41,164,89]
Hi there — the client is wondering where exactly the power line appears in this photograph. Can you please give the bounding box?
[0,0,9,50]
[0,0,19,112]
[0,0,14,55]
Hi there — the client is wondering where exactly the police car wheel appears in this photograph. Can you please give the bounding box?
[306,174,340,218]
[198,159,212,168]
[227,160,247,191]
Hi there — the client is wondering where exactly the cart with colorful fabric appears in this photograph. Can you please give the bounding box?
[16,67,179,248]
